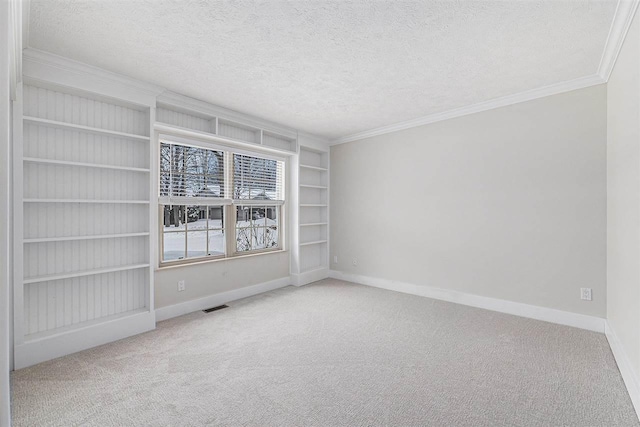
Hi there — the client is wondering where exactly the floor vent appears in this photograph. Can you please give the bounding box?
[203,305,229,313]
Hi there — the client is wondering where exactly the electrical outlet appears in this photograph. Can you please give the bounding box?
[352,259,358,266]
[580,287,592,301]
[334,256,338,264]
[178,280,186,292]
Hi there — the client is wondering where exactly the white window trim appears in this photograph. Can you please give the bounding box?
[157,134,287,268]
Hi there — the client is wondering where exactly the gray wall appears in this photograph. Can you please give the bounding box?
[607,8,640,388]
[154,250,289,309]
[330,84,607,317]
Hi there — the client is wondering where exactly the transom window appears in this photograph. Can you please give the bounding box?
[159,141,285,265]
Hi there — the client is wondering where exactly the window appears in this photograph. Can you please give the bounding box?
[159,140,285,265]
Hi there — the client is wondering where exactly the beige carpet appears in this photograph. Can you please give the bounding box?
[11,279,639,426]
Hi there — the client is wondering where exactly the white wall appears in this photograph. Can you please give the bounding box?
[330,84,607,317]
[607,5,640,406]
[0,0,12,424]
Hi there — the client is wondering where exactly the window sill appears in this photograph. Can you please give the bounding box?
[155,249,288,271]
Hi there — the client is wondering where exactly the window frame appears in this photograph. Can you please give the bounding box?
[158,136,286,268]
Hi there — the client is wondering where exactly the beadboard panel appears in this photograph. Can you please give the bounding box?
[24,163,148,200]
[218,119,260,143]
[23,84,149,137]
[23,203,149,239]
[156,107,214,133]
[263,132,295,152]
[23,237,148,280]
[23,122,149,169]
[24,269,148,336]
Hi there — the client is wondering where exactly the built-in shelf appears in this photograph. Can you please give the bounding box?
[154,122,297,154]
[24,232,150,244]
[300,240,328,247]
[23,308,149,342]
[24,199,150,204]
[23,116,150,141]
[23,157,150,173]
[300,184,328,189]
[23,263,151,284]
[300,222,328,227]
[300,204,327,207]
[300,164,328,171]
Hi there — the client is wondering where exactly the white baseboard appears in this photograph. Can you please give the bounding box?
[155,276,291,322]
[605,321,640,420]
[291,267,329,287]
[14,310,155,369]
[329,270,606,333]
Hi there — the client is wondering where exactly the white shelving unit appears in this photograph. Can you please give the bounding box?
[155,99,298,154]
[294,146,330,284]
[13,82,155,367]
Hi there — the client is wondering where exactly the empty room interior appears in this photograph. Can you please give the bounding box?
[2,0,640,425]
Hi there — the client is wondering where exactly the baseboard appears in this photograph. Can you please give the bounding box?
[155,276,291,322]
[291,267,329,287]
[605,321,640,420]
[329,270,605,333]
[14,310,155,369]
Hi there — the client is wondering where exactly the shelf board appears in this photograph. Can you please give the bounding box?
[300,222,328,227]
[24,232,150,244]
[300,164,328,171]
[24,199,150,204]
[300,204,327,207]
[300,240,328,247]
[23,116,150,141]
[23,157,150,173]
[23,308,149,342]
[300,184,328,189]
[24,263,151,284]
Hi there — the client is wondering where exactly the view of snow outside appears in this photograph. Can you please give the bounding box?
[160,143,281,261]
[163,215,279,261]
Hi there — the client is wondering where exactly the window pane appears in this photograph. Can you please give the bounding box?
[233,154,283,201]
[160,142,224,199]
[187,230,207,258]
[162,205,186,231]
[234,205,279,252]
[236,226,252,252]
[208,230,225,256]
[207,206,224,229]
[163,231,186,261]
[188,206,207,230]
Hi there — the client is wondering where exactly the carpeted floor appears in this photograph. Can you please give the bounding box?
[11,279,639,426]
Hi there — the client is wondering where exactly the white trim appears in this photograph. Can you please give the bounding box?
[329,270,606,333]
[155,276,291,322]
[9,0,22,101]
[156,123,296,156]
[14,310,155,369]
[598,0,640,81]
[291,267,329,287]
[158,196,233,206]
[605,321,640,421]
[331,74,605,145]
[22,48,163,107]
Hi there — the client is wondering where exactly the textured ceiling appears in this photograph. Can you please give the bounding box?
[28,0,617,140]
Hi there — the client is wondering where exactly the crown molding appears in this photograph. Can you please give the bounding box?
[598,0,640,82]
[332,74,605,145]
[23,48,165,106]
